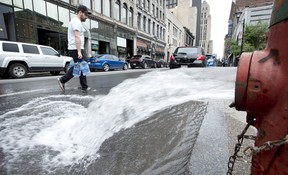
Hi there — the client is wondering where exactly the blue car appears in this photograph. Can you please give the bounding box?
[88,54,129,72]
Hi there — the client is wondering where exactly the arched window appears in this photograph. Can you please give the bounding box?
[128,7,133,27]
[104,0,111,17]
[122,3,127,24]
[114,0,120,21]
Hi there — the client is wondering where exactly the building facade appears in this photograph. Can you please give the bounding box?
[0,0,167,60]
[135,0,166,60]
[199,0,212,54]
[236,0,273,10]
[165,8,185,62]
[166,0,200,46]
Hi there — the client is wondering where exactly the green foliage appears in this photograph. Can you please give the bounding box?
[228,22,268,56]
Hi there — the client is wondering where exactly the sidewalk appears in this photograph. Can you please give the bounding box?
[189,100,256,175]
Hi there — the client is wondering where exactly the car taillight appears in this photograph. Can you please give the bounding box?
[170,54,175,61]
[197,55,205,60]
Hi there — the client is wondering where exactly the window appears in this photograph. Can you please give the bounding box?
[122,3,127,24]
[148,19,151,33]
[137,13,141,29]
[112,55,118,60]
[2,43,19,52]
[114,0,120,21]
[147,0,150,11]
[82,0,91,9]
[152,22,155,35]
[104,0,111,17]
[156,7,158,18]
[128,8,133,27]
[95,0,102,13]
[152,4,154,15]
[14,0,23,8]
[22,45,39,54]
[142,0,145,9]
[143,16,146,32]
[41,47,59,56]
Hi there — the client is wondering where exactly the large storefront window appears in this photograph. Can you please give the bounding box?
[46,2,58,21]
[59,6,69,31]
[82,0,91,9]
[34,0,46,17]
[23,0,33,11]
[0,0,12,5]
[104,0,110,17]
[13,0,23,8]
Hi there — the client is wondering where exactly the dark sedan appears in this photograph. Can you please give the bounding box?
[156,59,168,68]
[169,46,206,69]
[129,55,157,69]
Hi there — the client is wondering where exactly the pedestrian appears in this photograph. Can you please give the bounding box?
[57,5,90,92]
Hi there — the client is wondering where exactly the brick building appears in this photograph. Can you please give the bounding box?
[236,0,273,9]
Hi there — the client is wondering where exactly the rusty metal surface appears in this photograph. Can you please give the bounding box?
[235,52,253,111]
[270,0,288,26]
[235,12,288,175]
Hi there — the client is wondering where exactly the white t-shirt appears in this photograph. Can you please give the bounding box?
[68,17,86,50]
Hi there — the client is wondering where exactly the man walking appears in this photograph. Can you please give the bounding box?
[57,5,90,91]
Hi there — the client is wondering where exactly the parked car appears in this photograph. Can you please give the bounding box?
[206,54,217,67]
[129,55,157,69]
[88,54,128,72]
[156,59,168,68]
[169,46,206,69]
[0,41,71,78]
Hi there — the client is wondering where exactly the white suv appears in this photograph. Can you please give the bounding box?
[0,41,72,78]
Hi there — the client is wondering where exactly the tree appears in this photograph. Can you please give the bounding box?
[228,22,268,56]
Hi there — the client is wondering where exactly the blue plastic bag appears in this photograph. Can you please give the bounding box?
[73,62,81,77]
[80,61,90,76]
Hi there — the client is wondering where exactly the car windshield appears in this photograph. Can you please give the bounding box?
[94,54,104,58]
[131,55,142,59]
[206,55,212,59]
[176,47,200,54]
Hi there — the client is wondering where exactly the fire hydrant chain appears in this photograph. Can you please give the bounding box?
[243,134,288,157]
[227,117,255,175]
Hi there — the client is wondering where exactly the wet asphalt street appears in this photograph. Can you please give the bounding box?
[0,68,256,175]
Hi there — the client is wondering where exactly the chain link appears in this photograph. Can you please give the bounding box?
[227,117,255,175]
[243,134,288,157]
[227,116,288,175]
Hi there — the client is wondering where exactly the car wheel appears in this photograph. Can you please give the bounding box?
[8,63,28,78]
[143,63,147,69]
[64,63,70,73]
[50,71,60,75]
[103,63,110,71]
[123,64,128,70]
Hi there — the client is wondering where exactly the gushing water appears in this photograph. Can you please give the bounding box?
[0,68,236,173]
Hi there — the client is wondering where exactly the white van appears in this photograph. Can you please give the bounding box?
[0,41,72,78]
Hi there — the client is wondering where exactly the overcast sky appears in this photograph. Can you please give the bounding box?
[203,0,233,59]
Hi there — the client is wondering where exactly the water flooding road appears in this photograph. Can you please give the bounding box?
[0,68,238,175]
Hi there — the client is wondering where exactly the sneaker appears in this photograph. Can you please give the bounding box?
[82,87,91,91]
[57,78,65,91]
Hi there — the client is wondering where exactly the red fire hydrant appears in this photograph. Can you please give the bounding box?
[234,0,288,174]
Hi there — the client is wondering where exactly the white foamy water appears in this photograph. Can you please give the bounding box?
[0,68,236,170]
